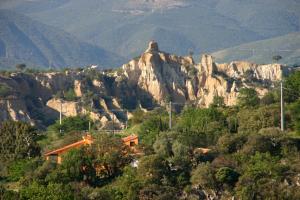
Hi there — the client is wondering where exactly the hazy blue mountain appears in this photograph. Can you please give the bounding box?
[1,0,299,61]
[0,10,123,70]
[212,32,300,66]
[0,0,300,65]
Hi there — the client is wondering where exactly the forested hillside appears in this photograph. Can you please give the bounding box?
[1,71,300,199]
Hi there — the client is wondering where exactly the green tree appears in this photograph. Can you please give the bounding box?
[191,163,218,198]
[288,100,300,132]
[153,134,172,158]
[235,153,287,199]
[60,148,95,183]
[130,109,146,125]
[177,107,226,146]
[0,121,40,162]
[0,83,12,98]
[138,184,178,200]
[260,91,277,105]
[20,181,74,200]
[7,158,41,182]
[137,155,169,185]
[215,167,239,186]
[284,71,300,102]
[138,112,168,147]
[217,133,247,154]
[0,184,20,200]
[63,89,77,101]
[210,95,225,108]
[237,88,260,108]
[272,55,282,63]
[48,116,90,134]
[237,105,280,134]
[91,134,132,179]
[111,166,142,200]
[15,63,26,71]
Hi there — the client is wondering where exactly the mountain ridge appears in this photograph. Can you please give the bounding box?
[212,32,300,66]
[0,9,123,70]
[2,0,299,61]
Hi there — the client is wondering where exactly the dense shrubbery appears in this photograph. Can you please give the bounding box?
[2,73,300,199]
[0,121,40,163]
[0,83,12,97]
[47,115,90,134]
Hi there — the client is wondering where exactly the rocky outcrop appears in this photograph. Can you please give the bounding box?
[122,41,289,107]
[0,99,34,125]
[0,41,293,128]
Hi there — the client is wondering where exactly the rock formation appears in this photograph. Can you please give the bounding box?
[0,41,292,128]
[122,41,289,107]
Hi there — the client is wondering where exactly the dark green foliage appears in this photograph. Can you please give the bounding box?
[237,88,260,108]
[215,167,239,185]
[288,100,300,133]
[235,153,287,199]
[178,107,225,133]
[217,133,247,154]
[284,71,300,102]
[91,134,132,179]
[240,134,281,155]
[272,55,282,62]
[191,163,217,191]
[108,166,142,200]
[130,109,146,125]
[63,89,77,101]
[15,64,26,71]
[260,91,277,105]
[0,184,20,200]
[7,159,41,182]
[177,107,227,146]
[4,72,300,199]
[48,116,90,134]
[138,110,168,147]
[0,83,12,97]
[237,105,280,134]
[0,121,40,162]
[137,155,169,185]
[60,148,95,183]
[138,184,178,200]
[210,95,225,108]
[20,181,74,200]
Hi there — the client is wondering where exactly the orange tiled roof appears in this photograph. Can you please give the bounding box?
[45,134,138,157]
[44,135,93,156]
[194,147,212,154]
[122,134,138,143]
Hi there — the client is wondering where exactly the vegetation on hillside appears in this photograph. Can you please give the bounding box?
[1,72,300,199]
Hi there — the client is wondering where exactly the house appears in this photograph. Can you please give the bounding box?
[193,147,212,154]
[122,134,138,147]
[44,134,139,164]
[45,134,93,164]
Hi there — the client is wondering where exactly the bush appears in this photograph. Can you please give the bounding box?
[216,167,239,185]
[0,121,40,162]
[48,116,90,134]
[0,83,12,97]
[7,158,41,182]
[63,89,77,101]
[237,88,259,108]
[20,181,74,200]
[0,184,20,200]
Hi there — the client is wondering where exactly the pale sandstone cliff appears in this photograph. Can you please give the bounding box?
[122,41,289,107]
[0,41,292,127]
